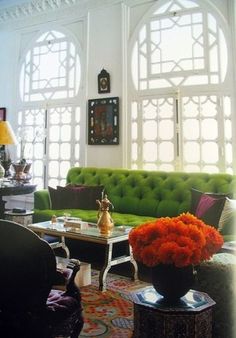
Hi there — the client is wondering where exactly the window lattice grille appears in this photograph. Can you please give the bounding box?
[130,0,233,174]
[131,1,227,90]
[18,29,81,188]
[20,30,80,102]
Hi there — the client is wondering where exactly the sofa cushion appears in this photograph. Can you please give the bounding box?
[32,208,156,227]
[218,198,236,235]
[48,186,63,209]
[49,186,79,209]
[64,184,104,210]
[57,185,86,209]
[190,188,227,228]
[48,185,104,210]
[47,289,79,315]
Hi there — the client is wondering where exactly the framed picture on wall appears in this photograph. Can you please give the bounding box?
[88,97,119,145]
[98,69,110,94]
[0,107,6,121]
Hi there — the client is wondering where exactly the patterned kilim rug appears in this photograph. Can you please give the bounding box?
[79,270,150,337]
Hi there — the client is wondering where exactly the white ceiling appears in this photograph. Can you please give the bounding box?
[0,0,29,9]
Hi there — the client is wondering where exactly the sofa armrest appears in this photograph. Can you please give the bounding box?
[34,189,51,210]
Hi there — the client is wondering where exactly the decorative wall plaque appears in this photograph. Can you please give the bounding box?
[98,69,110,94]
[88,97,119,145]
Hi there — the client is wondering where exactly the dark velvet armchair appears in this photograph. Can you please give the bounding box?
[0,219,83,338]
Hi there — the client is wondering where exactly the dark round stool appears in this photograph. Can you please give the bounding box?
[194,253,236,338]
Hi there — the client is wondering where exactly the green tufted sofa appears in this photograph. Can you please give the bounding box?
[34,167,236,240]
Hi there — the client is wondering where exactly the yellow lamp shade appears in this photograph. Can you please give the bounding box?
[0,121,17,145]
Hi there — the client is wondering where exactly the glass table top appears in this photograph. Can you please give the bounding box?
[31,220,131,239]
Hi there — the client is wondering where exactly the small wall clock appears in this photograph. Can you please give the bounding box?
[98,69,110,94]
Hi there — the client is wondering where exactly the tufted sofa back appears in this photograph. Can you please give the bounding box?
[66,167,236,218]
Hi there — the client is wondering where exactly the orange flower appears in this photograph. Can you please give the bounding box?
[128,212,224,267]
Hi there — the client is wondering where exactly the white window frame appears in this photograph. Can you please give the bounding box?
[127,0,236,174]
[16,27,85,189]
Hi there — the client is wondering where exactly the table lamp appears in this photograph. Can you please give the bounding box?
[0,121,17,178]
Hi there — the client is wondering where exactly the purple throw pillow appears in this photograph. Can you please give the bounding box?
[190,188,227,228]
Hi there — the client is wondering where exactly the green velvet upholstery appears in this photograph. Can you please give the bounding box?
[34,167,236,235]
[193,253,236,338]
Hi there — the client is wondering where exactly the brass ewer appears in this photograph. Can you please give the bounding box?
[96,194,114,236]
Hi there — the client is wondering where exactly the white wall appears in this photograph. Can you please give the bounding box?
[86,3,123,168]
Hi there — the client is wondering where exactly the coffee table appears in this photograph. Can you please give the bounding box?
[28,221,138,291]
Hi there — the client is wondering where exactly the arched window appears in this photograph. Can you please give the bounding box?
[129,0,233,173]
[17,29,82,188]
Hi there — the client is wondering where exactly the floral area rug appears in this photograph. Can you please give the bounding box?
[79,270,150,337]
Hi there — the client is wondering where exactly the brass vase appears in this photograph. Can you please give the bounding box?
[96,194,114,236]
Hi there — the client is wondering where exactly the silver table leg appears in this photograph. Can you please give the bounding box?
[99,243,113,291]
[99,242,139,291]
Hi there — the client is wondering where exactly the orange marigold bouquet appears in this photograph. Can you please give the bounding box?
[128,213,224,268]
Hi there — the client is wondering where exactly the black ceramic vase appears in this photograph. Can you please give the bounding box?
[151,264,195,304]
[1,160,12,177]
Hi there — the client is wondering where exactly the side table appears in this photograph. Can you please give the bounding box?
[4,210,34,226]
[132,286,215,338]
[0,182,36,218]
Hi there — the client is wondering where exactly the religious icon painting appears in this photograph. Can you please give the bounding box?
[98,69,110,94]
[88,97,119,145]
